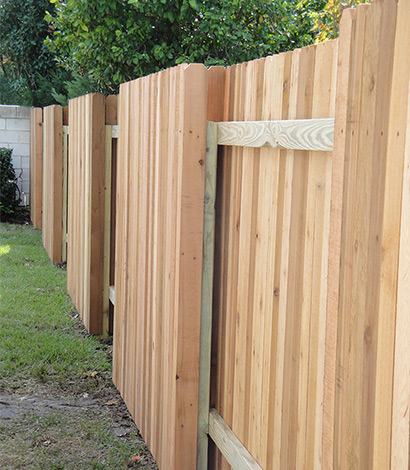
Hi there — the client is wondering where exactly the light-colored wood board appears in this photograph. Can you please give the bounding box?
[208,409,262,470]
[373,0,410,467]
[391,67,410,470]
[174,63,207,469]
[217,118,334,151]
[322,8,357,470]
[305,39,337,470]
[232,58,259,448]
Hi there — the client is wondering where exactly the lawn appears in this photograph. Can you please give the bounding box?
[0,223,157,469]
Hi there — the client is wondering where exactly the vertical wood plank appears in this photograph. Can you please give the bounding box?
[391,69,410,470]
[42,105,63,264]
[373,0,410,466]
[30,107,43,228]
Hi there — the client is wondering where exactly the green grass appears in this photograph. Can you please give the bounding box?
[0,223,111,393]
[0,223,158,468]
[0,410,143,469]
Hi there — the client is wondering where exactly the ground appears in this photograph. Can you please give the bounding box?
[0,222,158,469]
[0,387,157,469]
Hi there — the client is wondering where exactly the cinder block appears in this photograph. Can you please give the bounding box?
[9,143,29,157]
[0,106,17,119]
[12,156,22,168]
[21,157,30,169]
[0,118,5,130]
[0,130,20,144]
[22,181,30,194]
[19,168,28,180]
[6,118,30,131]
[15,107,30,118]
[18,131,30,144]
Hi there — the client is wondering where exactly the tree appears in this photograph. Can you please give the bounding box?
[46,0,327,95]
[312,0,370,41]
[0,0,69,106]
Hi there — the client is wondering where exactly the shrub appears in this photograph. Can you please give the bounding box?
[0,148,21,219]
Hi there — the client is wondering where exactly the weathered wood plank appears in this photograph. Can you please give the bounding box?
[217,118,334,151]
[102,124,113,338]
[197,121,218,470]
[208,409,262,470]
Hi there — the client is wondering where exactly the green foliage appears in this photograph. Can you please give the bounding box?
[51,72,99,107]
[312,0,369,41]
[46,0,327,94]
[0,148,21,219]
[0,0,69,106]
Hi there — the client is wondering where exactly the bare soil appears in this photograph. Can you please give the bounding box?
[0,385,158,469]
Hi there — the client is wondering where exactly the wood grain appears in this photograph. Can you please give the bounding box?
[66,93,106,335]
[29,107,43,228]
[211,39,338,470]
[217,118,334,151]
[332,1,410,469]
[209,409,262,470]
[42,105,63,264]
[112,64,208,470]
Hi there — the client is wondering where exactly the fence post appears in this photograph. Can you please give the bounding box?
[62,106,69,262]
[67,93,106,335]
[42,105,63,264]
[103,94,118,338]
[30,107,43,228]
[197,121,218,469]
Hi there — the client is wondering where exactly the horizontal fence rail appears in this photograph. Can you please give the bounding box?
[217,118,334,151]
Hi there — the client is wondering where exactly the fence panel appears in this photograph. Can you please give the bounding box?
[30,107,43,228]
[42,105,63,264]
[331,1,410,469]
[112,64,208,469]
[67,93,106,335]
[209,41,338,470]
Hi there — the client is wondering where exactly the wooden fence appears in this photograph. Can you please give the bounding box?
[30,0,409,468]
[66,93,117,335]
[112,64,209,469]
[209,39,338,470]
[42,105,63,264]
[329,2,410,469]
[29,107,43,228]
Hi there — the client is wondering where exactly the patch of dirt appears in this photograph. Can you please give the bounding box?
[0,387,158,469]
[1,206,31,225]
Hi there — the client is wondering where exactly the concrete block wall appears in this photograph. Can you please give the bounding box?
[0,105,31,205]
